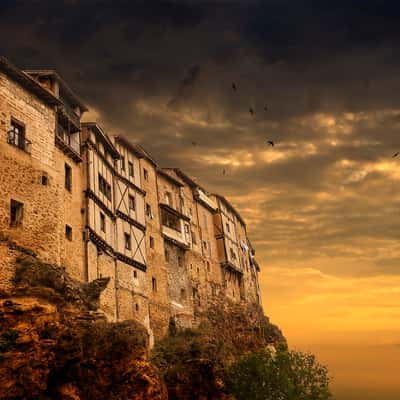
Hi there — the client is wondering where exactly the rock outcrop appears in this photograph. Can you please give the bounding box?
[0,254,167,400]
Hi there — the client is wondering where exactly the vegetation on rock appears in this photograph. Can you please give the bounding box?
[224,344,332,400]
[0,254,167,400]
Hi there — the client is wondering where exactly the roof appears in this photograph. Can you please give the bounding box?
[114,135,159,166]
[82,122,120,159]
[213,193,246,227]
[0,57,61,108]
[23,69,88,112]
[157,168,184,187]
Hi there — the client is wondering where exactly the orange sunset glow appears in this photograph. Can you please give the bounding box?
[2,1,400,398]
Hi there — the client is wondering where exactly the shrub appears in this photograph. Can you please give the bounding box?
[224,344,332,400]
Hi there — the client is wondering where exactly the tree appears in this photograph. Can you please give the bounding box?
[224,344,332,400]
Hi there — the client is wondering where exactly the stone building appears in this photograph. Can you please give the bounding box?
[0,57,262,342]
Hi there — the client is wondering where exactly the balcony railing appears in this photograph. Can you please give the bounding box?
[7,130,32,154]
[57,124,80,155]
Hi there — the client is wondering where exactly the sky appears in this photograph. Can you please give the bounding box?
[1,1,400,398]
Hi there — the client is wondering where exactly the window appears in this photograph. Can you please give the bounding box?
[144,168,149,181]
[178,255,183,268]
[189,207,192,216]
[165,248,170,262]
[146,203,152,218]
[150,236,154,249]
[134,270,137,278]
[135,303,139,312]
[98,174,111,200]
[65,225,72,241]
[203,241,207,250]
[120,156,125,171]
[10,199,23,227]
[129,195,136,211]
[230,248,236,260]
[8,119,30,153]
[207,261,210,272]
[100,212,106,232]
[165,192,172,206]
[65,163,72,191]
[180,288,186,300]
[124,233,131,250]
[191,230,197,245]
[225,222,230,233]
[128,161,134,177]
[152,277,157,292]
[41,174,48,186]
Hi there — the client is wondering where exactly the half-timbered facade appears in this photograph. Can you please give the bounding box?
[0,57,263,344]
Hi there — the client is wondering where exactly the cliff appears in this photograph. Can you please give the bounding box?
[0,251,285,400]
[0,253,167,400]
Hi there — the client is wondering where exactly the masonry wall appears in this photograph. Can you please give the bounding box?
[140,158,171,341]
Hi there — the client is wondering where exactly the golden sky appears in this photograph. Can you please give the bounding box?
[3,2,400,398]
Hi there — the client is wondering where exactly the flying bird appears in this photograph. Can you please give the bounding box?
[232,82,237,91]
[249,107,254,115]
[267,140,274,146]
[392,152,399,158]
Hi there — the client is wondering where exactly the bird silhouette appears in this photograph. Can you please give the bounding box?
[267,140,274,146]
[232,82,237,91]
[249,107,254,115]
[392,152,399,158]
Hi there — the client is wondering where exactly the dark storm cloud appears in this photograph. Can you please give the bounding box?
[2,0,400,279]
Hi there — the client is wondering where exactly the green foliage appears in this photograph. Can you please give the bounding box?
[224,344,332,400]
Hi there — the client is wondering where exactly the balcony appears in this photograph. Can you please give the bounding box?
[7,130,32,154]
[162,225,190,249]
[194,188,217,211]
[56,124,82,162]
[57,102,81,131]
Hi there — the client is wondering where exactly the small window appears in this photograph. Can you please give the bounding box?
[203,241,207,250]
[144,168,149,181]
[41,174,48,186]
[100,212,106,232]
[124,233,131,250]
[207,261,210,272]
[165,248,170,262]
[191,230,197,245]
[146,203,152,218]
[135,303,139,312]
[65,163,72,191]
[10,199,23,227]
[180,288,186,300]
[165,192,172,206]
[189,207,192,216]
[178,255,183,268]
[150,236,155,249]
[226,222,230,233]
[8,119,30,153]
[129,195,136,211]
[134,270,137,278]
[65,225,72,241]
[128,161,134,177]
[152,277,157,292]
[120,156,126,171]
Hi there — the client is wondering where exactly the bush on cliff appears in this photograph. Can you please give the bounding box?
[223,344,332,400]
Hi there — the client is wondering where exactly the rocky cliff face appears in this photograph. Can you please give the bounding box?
[0,250,285,400]
[0,254,167,400]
